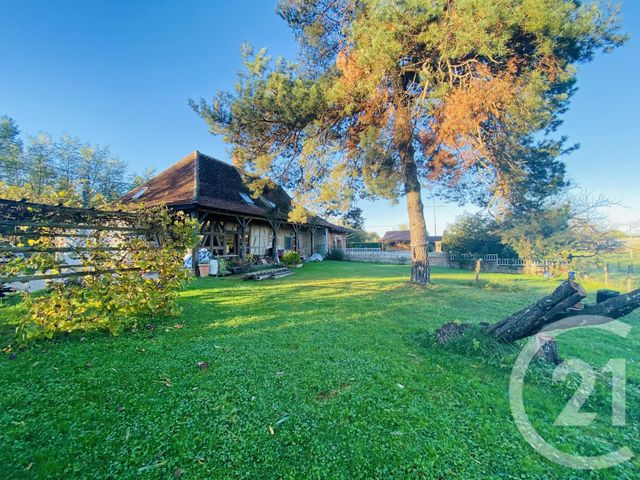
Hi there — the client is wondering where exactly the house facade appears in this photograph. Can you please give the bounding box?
[121,151,348,270]
[380,230,442,252]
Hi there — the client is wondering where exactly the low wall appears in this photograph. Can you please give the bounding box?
[344,251,410,264]
[343,252,530,274]
[344,251,451,267]
[344,250,561,276]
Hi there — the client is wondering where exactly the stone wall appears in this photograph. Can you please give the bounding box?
[343,251,451,266]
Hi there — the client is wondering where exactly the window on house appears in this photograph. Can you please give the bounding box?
[284,235,293,250]
[132,187,147,200]
[239,193,255,205]
[261,197,275,208]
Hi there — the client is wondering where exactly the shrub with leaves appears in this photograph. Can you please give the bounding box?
[3,206,198,344]
[282,250,302,265]
[325,248,345,261]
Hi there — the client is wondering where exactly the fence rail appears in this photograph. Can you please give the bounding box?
[344,247,382,254]
[450,253,564,268]
[449,253,499,262]
[496,257,526,266]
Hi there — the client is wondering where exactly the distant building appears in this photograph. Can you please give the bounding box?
[380,230,442,252]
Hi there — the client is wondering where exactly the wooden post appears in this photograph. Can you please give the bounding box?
[310,225,317,255]
[190,211,199,276]
[268,220,281,264]
[207,215,215,260]
[475,258,482,285]
[235,217,252,260]
[604,263,609,287]
[220,221,228,255]
[628,265,633,292]
[292,223,302,253]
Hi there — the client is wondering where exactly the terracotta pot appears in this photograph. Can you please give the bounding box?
[198,264,210,277]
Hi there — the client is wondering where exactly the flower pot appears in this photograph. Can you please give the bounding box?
[198,264,210,277]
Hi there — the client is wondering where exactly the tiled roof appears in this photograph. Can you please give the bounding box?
[121,151,348,232]
[120,151,197,207]
[380,230,442,243]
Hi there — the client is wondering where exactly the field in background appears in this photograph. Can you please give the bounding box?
[573,238,639,291]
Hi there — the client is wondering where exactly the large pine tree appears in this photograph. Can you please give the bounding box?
[192,0,624,284]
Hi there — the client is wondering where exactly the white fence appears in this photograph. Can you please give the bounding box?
[449,253,499,262]
[450,253,561,268]
[345,248,410,257]
[496,257,526,266]
[344,247,383,254]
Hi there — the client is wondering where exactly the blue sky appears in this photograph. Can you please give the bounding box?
[1,1,638,235]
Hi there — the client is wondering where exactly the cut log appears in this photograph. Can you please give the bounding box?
[485,281,586,342]
[559,289,640,322]
[243,267,294,281]
[486,286,640,343]
[435,285,640,350]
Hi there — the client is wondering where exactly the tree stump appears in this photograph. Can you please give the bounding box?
[435,322,470,344]
[534,335,561,365]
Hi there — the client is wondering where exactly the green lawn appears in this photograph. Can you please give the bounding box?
[1,262,638,479]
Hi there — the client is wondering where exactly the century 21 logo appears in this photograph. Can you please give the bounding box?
[509,317,633,470]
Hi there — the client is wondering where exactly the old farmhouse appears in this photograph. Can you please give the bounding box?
[380,230,442,252]
[121,151,349,270]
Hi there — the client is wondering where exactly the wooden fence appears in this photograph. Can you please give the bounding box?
[0,198,154,286]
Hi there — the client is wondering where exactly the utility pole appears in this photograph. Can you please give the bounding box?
[425,195,447,237]
[432,196,437,237]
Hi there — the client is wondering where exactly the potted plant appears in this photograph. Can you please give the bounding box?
[282,250,303,268]
[198,258,210,277]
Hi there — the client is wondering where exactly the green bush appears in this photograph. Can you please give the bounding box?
[217,257,229,275]
[326,248,345,261]
[282,250,302,265]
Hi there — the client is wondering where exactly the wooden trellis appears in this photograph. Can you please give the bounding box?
[0,198,154,285]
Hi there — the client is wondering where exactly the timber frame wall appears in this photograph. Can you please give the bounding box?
[183,206,338,275]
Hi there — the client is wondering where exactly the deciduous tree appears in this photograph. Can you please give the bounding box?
[442,212,515,257]
[0,115,23,184]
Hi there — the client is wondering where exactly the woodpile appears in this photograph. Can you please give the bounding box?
[242,267,294,281]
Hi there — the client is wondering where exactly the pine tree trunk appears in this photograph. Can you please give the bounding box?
[406,175,431,285]
[395,100,430,285]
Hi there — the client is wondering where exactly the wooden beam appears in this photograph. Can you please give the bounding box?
[190,211,199,276]
[0,198,137,218]
[268,220,282,263]
[310,225,317,254]
[235,217,252,259]
[0,267,144,284]
[1,246,123,254]
[0,221,144,233]
[291,223,302,252]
